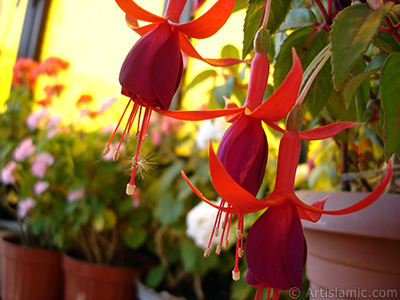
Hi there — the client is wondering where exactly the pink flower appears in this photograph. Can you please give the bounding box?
[18,197,36,219]
[31,152,54,179]
[26,109,48,130]
[67,189,85,202]
[34,181,50,195]
[13,138,36,162]
[1,161,17,185]
[98,98,117,114]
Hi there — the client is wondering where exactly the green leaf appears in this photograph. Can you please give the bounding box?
[155,191,185,225]
[324,90,357,123]
[380,52,400,160]
[181,238,218,275]
[301,30,331,118]
[343,70,378,108]
[145,265,166,288]
[331,3,393,89]
[373,31,400,54]
[280,8,317,31]
[242,0,265,59]
[242,0,292,58]
[274,26,315,89]
[185,70,217,93]
[123,227,147,249]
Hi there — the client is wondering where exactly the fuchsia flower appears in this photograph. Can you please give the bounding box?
[185,94,392,298]
[183,33,303,279]
[106,0,245,195]
[182,31,393,296]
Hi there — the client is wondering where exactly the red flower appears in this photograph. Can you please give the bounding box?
[108,0,244,194]
[182,47,303,280]
[12,58,40,90]
[190,106,392,296]
[183,52,392,293]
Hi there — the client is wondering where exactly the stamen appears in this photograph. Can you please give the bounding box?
[236,229,243,240]
[215,227,219,237]
[113,151,120,162]
[215,244,222,255]
[135,130,141,139]
[238,247,243,258]
[272,289,279,300]
[232,269,240,281]
[124,133,130,143]
[204,248,211,258]
[102,146,110,156]
[104,99,131,149]
[126,183,136,195]
[223,239,229,249]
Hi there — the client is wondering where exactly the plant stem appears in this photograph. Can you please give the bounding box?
[262,0,272,28]
[340,141,350,191]
[385,16,400,45]
[313,0,332,27]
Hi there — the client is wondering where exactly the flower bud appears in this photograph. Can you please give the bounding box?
[368,0,382,10]
[286,106,303,132]
[254,27,270,54]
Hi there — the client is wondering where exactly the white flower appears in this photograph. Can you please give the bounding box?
[195,119,227,150]
[186,200,221,249]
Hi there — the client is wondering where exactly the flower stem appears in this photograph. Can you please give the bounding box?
[313,0,332,27]
[384,16,400,46]
[164,0,187,22]
[262,0,272,28]
[295,49,331,107]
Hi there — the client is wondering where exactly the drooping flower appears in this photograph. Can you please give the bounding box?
[107,0,245,195]
[13,138,36,162]
[193,105,392,297]
[18,197,36,219]
[183,33,303,280]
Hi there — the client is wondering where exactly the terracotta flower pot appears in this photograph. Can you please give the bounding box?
[0,235,63,300]
[63,254,140,300]
[297,191,400,300]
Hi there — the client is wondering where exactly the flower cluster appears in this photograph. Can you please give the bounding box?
[110,0,396,298]
[0,57,152,257]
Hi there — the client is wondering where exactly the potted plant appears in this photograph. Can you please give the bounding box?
[270,0,400,298]
[0,57,69,300]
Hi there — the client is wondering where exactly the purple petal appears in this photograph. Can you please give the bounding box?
[119,22,173,104]
[151,28,183,109]
[217,114,268,195]
[245,201,306,290]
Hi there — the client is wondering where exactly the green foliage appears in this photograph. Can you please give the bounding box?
[380,52,400,158]
[331,3,393,89]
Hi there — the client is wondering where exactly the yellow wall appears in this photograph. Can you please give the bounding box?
[0,0,28,106]
[3,0,245,127]
[37,0,165,126]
